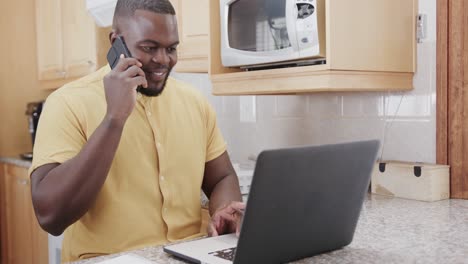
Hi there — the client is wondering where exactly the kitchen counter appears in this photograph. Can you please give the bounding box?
[0,156,32,168]
[70,194,468,264]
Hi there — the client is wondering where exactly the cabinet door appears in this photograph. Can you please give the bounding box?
[4,164,48,264]
[35,0,64,81]
[31,203,48,264]
[172,0,209,73]
[35,0,96,86]
[4,164,33,264]
[0,164,8,264]
[61,0,97,78]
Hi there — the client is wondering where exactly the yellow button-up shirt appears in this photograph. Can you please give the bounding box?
[30,66,227,262]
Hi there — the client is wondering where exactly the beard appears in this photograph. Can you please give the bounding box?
[137,67,173,97]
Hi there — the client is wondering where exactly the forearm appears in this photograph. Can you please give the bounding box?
[208,174,242,216]
[32,116,125,235]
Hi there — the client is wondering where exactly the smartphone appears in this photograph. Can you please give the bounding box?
[107,36,133,69]
[107,36,143,91]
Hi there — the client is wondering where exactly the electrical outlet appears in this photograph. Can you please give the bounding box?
[240,96,257,123]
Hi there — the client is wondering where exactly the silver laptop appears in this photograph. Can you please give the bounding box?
[164,140,380,264]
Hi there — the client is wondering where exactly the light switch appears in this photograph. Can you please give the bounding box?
[417,13,427,43]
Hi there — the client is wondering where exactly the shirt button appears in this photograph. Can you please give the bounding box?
[156,142,162,148]
[164,207,168,212]
[147,111,152,116]
[160,175,165,181]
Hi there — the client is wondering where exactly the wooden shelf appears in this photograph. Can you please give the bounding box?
[211,68,413,95]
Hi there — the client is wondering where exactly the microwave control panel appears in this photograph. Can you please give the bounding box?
[296,0,317,49]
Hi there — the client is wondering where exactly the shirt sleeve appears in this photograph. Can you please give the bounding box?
[29,92,86,176]
[204,100,227,162]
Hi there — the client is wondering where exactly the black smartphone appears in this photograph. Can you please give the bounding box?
[107,36,143,91]
[107,36,133,69]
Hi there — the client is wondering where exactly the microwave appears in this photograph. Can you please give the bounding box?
[220,0,326,69]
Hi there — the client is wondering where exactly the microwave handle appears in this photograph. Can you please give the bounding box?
[286,0,299,51]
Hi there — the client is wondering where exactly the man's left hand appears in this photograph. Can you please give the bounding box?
[208,201,246,237]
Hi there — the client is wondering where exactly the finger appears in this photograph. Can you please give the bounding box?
[217,211,237,222]
[225,201,245,212]
[216,213,237,235]
[124,65,146,78]
[223,202,246,215]
[213,204,243,222]
[211,213,235,235]
[128,76,148,89]
[125,67,148,89]
[114,56,142,72]
[207,222,218,237]
[235,214,243,237]
[230,201,246,210]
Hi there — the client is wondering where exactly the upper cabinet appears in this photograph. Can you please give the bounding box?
[35,0,97,89]
[171,0,210,73]
[209,0,417,95]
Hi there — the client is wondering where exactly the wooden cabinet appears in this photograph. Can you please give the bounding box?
[0,164,7,264]
[171,0,210,73]
[0,163,48,264]
[209,0,417,95]
[35,0,97,89]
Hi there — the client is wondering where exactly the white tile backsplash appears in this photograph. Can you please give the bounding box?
[307,94,342,119]
[255,118,315,150]
[341,93,385,118]
[384,94,431,117]
[171,0,437,164]
[275,95,308,118]
[220,96,239,120]
[315,118,385,145]
[378,119,435,162]
[256,95,276,120]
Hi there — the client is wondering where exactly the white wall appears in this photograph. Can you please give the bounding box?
[171,0,437,166]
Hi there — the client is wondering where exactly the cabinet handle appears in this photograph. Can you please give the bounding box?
[17,179,29,185]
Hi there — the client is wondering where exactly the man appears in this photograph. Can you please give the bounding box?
[29,0,244,262]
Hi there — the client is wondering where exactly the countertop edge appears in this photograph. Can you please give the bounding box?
[0,156,32,168]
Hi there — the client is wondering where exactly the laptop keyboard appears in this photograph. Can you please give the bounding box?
[209,247,237,261]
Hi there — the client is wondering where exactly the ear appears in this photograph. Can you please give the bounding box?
[109,30,118,44]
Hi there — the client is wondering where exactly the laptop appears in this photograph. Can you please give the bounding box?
[164,140,380,264]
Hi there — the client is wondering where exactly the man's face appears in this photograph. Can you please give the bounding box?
[113,10,179,96]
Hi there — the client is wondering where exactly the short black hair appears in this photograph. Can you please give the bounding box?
[113,0,176,28]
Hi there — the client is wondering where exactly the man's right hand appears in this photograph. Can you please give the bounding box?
[103,55,148,122]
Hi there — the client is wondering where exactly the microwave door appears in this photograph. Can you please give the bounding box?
[228,0,292,52]
[221,0,300,67]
